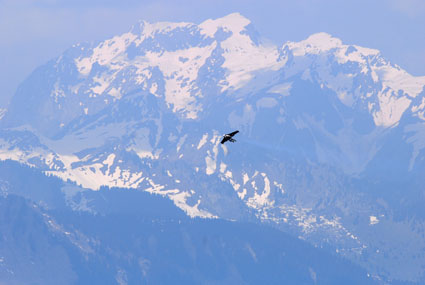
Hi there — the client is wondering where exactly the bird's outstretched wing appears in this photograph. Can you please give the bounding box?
[221,130,239,144]
[227,130,239,137]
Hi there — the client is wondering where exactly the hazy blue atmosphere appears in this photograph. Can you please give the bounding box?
[2,1,425,284]
[1,0,425,107]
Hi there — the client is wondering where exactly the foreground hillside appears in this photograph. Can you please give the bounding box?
[0,161,375,284]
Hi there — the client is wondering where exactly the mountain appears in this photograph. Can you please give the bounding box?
[0,160,375,284]
[1,13,425,283]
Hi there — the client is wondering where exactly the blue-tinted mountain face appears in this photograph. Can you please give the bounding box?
[1,13,425,283]
[0,161,375,284]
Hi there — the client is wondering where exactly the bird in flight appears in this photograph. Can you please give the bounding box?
[221,130,239,144]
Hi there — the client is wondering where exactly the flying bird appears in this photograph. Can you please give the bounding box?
[221,130,239,144]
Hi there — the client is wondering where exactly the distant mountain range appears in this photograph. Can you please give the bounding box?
[1,13,425,283]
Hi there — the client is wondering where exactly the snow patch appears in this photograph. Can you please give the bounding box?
[243,173,249,185]
[219,162,227,173]
[268,82,292,96]
[0,109,6,120]
[373,92,411,127]
[108,87,122,99]
[170,191,217,218]
[375,65,425,99]
[197,134,208,149]
[91,75,109,95]
[256,97,278,109]
[177,134,187,152]
[289,33,343,56]
[199,13,251,38]
[204,134,220,175]
[75,32,137,75]
[369,216,379,225]
[205,156,216,175]
[246,173,273,208]
[238,188,247,200]
[51,81,66,102]
[144,44,216,118]
[128,127,157,159]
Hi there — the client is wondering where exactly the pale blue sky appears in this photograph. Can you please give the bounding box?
[1,0,425,107]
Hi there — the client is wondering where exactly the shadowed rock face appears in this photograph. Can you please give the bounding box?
[1,13,425,283]
[0,195,77,284]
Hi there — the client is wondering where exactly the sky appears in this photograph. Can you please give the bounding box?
[1,0,425,107]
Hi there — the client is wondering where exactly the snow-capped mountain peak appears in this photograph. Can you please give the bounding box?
[70,14,284,121]
[131,19,194,39]
[289,32,345,55]
[199,12,251,37]
[3,14,425,282]
[283,31,425,127]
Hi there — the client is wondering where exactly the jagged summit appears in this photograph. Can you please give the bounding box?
[287,32,379,58]
[3,13,425,137]
[130,19,194,37]
[199,12,251,37]
[129,13,252,39]
[293,32,343,53]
